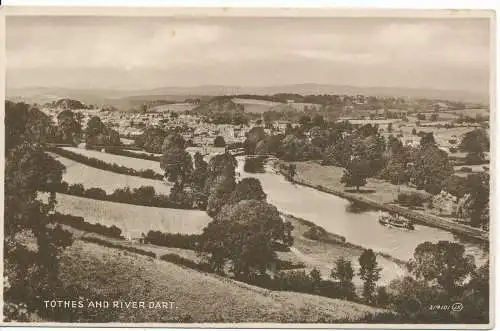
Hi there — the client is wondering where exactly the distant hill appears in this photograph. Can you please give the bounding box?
[7,83,489,107]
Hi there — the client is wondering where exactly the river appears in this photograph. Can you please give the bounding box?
[236,157,489,276]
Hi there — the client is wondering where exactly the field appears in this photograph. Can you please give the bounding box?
[232,98,282,113]
[51,154,171,194]
[150,103,198,113]
[61,147,163,174]
[54,193,212,238]
[57,239,388,323]
[384,123,478,149]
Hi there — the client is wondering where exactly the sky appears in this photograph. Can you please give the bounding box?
[6,15,491,93]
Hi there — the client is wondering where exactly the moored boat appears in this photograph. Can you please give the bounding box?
[378,212,415,230]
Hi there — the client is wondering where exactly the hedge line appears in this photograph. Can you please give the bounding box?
[160,253,213,273]
[55,181,186,209]
[55,212,124,239]
[80,236,157,258]
[105,148,161,162]
[48,146,163,180]
[144,231,199,250]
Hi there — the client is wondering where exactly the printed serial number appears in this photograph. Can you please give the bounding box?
[428,303,463,312]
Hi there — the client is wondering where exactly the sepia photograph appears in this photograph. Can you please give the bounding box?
[0,6,494,328]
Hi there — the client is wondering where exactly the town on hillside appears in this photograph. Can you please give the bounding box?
[3,9,492,327]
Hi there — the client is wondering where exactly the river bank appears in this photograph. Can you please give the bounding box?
[278,161,488,242]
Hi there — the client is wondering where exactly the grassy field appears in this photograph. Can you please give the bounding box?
[61,147,163,174]
[51,154,171,195]
[54,193,211,238]
[57,239,387,323]
[150,103,198,113]
[232,98,282,113]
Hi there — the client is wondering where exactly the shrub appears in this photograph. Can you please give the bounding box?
[55,212,123,239]
[303,226,346,243]
[84,187,107,200]
[449,147,458,153]
[68,183,85,196]
[397,192,428,207]
[80,236,156,258]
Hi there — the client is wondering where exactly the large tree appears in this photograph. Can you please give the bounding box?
[229,177,267,204]
[85,116,120,149]
[190,152,209,209]
[160,132,193,190]
[459,129,490,165]
[56,110,82,145]
[198,200,290,279]
[205,152,238,217]
[358,249,381,304]
[4,102,73,321]
[409,145,453,194]
[341,158,370,191]
[407,241,476,296]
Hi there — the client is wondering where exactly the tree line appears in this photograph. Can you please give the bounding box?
[242,117,489,228]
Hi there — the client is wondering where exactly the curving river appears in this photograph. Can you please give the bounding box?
[236,157,489,271]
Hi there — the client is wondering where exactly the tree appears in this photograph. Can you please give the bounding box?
[137,127,168,153]
[456,173,489,228]
[4,101,73,321]
[198,200,290,279]
[341,158,370,191]
[243,156,265,173]
[160,133,193,190]
[56,110,82,145]
[213,135,226,148]
[299,115,311,127]
[331,257,356,299]
[190,152,209,209]
[420,132,436,148]
[229,177,266,204]
[459,129,489,165]
[284,163,296,182]
[409,145,453,194]
[85,116,120,149]
[407,241,476,296]
[358,249,381,304]
[459,260,489,323]
[205,152,237,217]
[244,126,267,155]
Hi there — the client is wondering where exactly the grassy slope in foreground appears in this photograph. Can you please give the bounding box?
[51,154,171,195]
[58,240,387,323]
[54,193,211,238]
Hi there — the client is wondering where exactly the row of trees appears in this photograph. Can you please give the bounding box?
[242,117,489,228]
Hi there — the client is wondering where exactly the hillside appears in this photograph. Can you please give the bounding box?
[193,97,243,114]
[58,239,388,323]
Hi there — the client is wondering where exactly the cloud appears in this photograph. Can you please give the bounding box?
[6,16,491,93]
